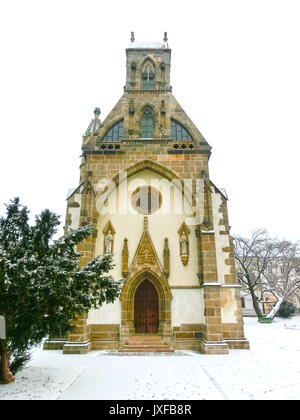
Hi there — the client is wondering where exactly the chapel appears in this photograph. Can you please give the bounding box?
[45,33,249,354]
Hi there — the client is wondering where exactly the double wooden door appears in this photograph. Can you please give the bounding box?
[134,280,159,333]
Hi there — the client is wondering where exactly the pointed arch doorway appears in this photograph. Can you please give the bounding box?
[134,279,159,333]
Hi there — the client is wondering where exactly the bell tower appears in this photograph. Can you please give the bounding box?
[125,32,171,91]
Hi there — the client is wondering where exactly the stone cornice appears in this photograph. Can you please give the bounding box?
[82,150,125,155]
[221,284,241,288]
[124,88,172,94]
[168,149,210,155]
[126,48,171,52]
[122,139,171,144]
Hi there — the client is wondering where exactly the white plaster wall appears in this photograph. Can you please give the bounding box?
[87,300,121,325]
[68,193,82,230]
[94,169,199,287]
[171,289,204,326]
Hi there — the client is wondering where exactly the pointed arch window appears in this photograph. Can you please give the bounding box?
[142,63,155,89]
[171,119,193,141]
[141,107,154,138]
[102,119,124,142]
[160,65,165,82]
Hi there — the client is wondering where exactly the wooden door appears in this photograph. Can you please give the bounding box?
[134,280,158,333]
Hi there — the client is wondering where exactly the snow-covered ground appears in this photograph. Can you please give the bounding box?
[1,316,300,400]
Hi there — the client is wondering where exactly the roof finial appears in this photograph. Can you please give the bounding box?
[163,32,168,42]
[130,32,135,43]
[94,107,101,117]
[84,107,101,137]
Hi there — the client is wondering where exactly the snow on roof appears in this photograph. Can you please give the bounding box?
[219,188,228,199]
[128,41,169,49]
[66,188,76,200]
[66,182,84,199]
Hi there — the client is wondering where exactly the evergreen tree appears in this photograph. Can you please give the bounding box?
[277,301,296,318]
[0,198,120,383]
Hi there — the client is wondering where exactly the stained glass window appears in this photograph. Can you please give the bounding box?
[171,119,192,141]
[142,63,155,89]
[102,119,124,142]
[141,107,154,138]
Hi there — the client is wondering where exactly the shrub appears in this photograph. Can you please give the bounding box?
[277,301,296,318]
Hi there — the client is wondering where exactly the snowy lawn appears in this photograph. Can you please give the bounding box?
[1,316,300,400]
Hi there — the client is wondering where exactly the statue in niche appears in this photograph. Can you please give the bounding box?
[159,125,167,137]
[104,229,114,254]
[180,231,189,256]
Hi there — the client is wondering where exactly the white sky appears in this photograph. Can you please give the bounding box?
[0,0,299,241]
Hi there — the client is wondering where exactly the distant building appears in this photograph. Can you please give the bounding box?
[239,260,300,316]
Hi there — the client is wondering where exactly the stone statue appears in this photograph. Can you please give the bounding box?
[104,229,113,254]
[160,125,167,137]
[180,231,188,256]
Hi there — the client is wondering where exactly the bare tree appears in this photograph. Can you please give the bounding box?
[234,229,282,318]
[261,241,300,319]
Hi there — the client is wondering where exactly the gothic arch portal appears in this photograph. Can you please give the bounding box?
[120,269,172,335]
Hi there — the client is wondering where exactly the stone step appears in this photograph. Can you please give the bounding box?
[119,348,174,353]
[126,339,167,343]
[128,337,165,342]
[127,340,167,345]
[123,344,169,351]
[129,336,162,339]
[119,335,173,353]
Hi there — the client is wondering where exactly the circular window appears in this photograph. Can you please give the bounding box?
[131,186,162,215]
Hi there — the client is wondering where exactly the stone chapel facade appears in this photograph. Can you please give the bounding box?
[46,35,249,354]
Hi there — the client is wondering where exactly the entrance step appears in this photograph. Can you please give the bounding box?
[119,335,174,353]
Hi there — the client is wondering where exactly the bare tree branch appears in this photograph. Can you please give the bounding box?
[234,230,300,319]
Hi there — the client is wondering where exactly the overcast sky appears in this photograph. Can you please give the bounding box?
[0,0,299,241]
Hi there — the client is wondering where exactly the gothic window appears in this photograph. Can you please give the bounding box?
[131,63,136,82]
[142,63,155,89]
[102,119,124,142]
[171,119,193,141]
[141,107,154,138]
[160,65,165,82]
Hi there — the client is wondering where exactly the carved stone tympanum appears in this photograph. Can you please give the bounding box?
[128,217,164,280]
